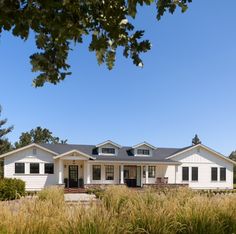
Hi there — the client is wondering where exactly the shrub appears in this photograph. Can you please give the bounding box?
[0,178,25,200]
[0,160,3,178]
[86,187,105,198]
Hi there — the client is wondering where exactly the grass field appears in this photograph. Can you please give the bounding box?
[0,186,235,234]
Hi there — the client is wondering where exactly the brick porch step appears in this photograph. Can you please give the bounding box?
[64,188,87,193]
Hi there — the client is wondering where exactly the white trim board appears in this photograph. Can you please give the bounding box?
[132,141,156,150]
[167,144,236,165]
[91,161,181,165]
[54,149,96,160]
[0,143,58,159]
[96,140,121,148]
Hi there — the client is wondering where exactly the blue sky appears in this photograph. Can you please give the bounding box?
[0,1,236,155]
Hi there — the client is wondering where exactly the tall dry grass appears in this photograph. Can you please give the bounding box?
[0,186,235,234]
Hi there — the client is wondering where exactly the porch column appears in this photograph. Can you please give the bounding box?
[175,165,177,184]
[189,166,192,182]
[145,165,149,184]
[86,163,91,184]
[58,159,64,184]
[120,165,124,184]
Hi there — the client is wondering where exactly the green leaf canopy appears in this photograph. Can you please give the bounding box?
[0,0,191,87]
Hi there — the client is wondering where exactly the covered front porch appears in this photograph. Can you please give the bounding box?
[56,152,178,188]
[56,150,95,189]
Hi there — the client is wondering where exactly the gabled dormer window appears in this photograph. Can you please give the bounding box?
[96,140,121,156]
[133,142,156,156]
[102,148,115,154]
[137,149,150,155]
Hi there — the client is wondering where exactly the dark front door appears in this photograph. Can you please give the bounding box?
[124,166,137,187]
[69,165,78,188]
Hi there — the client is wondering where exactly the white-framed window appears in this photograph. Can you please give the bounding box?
[211,167,218,181]
[15,163,25,174]
[137,149,150,155]
[30,163,39,174]
[45,163,54,174]
[182,167,189,181]
[143,166,156,178]
[105,165,114,180]
[101,148,115,154]
[148,166,156,178]
[92,165,101,180]
[191,167,198,181]
[220,167,226,181]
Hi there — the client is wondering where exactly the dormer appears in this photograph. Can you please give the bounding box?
[132,142,156,156]
[96,140,121,156]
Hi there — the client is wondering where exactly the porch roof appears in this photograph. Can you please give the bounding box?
[53,149,96,160]
[39,143,191,163]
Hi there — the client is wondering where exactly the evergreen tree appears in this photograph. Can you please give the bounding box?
[15,126,67,148]
[229,151,236,184]
[0,106,13,178]
[192,134,201,145]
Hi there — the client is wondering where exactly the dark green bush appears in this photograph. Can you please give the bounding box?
[86,187,105,198]
[0,160,3,178]
[0,178,25,200]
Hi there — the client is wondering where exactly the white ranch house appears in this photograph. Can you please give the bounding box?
[0,140,235,191]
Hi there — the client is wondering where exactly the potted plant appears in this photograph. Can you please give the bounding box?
[64,178,68,188]
[78,178,84,188]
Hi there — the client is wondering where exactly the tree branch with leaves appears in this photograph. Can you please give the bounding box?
[0,0,192,87]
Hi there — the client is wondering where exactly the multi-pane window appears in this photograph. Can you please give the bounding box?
[143,167,146,178]
[137,149,150,155]
[45,163,54,174]
[105,165,114,180]
[220,167,226,181]
[182,167,189,181]
[148,166,156,178]
[92,165,101,180]
[143,166,156,178]
[30,163,39,174]
[192,167,198,181]
[211,167,218,181]
[102,148,115,154]
[15,163,25,174]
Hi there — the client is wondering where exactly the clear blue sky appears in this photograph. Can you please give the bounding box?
[0,1,236,155]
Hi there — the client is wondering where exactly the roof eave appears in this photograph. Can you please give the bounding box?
[53,149,96,160]
[0,143,58,159]
[93,159,181,164]
[96,140,121,148]
[132,141,156,150]
[167,144,236,165]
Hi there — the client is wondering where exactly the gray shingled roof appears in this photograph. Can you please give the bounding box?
[39,143,192,163]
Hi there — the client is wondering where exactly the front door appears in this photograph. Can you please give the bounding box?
[124,166,137,187]
[69,165,78,188]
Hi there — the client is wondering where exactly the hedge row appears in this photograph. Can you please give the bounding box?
[0,178,25,200]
